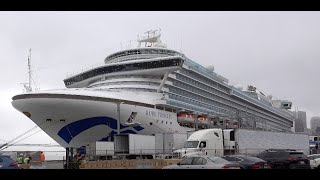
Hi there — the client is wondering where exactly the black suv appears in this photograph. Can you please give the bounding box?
[256,149,311,169]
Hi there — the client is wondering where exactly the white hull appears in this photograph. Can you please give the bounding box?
[12,90,192,148]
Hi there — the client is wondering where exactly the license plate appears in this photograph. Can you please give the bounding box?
[299,161,305,164]
[264,165,269,168]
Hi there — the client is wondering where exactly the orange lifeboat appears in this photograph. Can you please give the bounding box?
[197,115,209,125]
[177,113,196,124]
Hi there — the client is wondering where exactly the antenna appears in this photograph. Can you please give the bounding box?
[180,37,182,53]
[137,28,166,48]
[21,48,33,93]
[28,48,31,90]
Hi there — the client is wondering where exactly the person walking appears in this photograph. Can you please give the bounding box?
[40,151,45,167]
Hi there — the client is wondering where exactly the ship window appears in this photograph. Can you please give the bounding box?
[166,121,168,124]
[199,141,206,148]
[170,122,172,125]
[230,131,235,141]
[64,58,183,85]
[162,120,164,123]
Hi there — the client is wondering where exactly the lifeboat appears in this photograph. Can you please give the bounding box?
[197,115,209,125]
[177,113,196,124]
[177,112,228,128]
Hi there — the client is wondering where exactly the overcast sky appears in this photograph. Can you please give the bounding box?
[1,11,320,146]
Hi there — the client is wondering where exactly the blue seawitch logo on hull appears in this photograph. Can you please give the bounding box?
[58,116,144,144]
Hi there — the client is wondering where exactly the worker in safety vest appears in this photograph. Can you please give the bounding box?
[17,156,22,164]
[17,153,24,164]
[24,156,31,164]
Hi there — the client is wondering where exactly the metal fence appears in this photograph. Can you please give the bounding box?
[1,147,311,163]
[83,148,311,161]
[86,149,178,160]
[1,147,314,169]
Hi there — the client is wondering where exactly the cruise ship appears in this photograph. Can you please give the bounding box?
[12,29,294,148]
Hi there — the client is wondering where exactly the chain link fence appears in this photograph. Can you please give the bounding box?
[1,147,310,162]
[1,147,312,169]
[80,148,311,161]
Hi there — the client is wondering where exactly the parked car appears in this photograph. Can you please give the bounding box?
[0,155,19,169]
[222,155,271,169]
[307,154,320,169]
[162,155,240,169]
[256,149,310,169]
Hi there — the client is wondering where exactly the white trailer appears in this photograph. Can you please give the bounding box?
[234,129,310,156]
[175,128,310,157]
[114,134,155,159]
[87,141,114,160]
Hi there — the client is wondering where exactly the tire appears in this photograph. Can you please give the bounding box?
[289,165,295,169]
[272,165,279,169]
[273,164,285,169]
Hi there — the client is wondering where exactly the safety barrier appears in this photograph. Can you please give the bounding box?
[81,159,181,169]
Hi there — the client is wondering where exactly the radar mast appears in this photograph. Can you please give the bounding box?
[137,28,167,48]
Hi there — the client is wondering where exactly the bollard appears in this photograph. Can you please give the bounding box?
[140,150,142,159]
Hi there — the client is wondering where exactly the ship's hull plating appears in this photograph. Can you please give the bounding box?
[12,93,190,148]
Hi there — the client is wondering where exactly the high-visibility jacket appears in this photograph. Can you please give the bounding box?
[24,157,29,164]
[17,157,22,164]
[40,153,45,162]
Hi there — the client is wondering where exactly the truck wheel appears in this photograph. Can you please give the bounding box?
[289,165,296,169]
[273,164,283,169]
[273,165,279,169]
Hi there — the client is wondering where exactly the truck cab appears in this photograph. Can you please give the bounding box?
[223,129,236,155]
[175,129,225,158]
[309,136,320,154]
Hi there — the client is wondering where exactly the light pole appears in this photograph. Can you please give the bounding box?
[195,112,199,131]
[116,101,124,135]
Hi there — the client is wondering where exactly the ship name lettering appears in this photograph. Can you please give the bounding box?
[157,112,172,119]
[146,110,157,117]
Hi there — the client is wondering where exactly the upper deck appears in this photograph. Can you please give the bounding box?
[104,47,183,64]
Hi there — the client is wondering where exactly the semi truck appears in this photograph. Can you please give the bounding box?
[174,128,310,158]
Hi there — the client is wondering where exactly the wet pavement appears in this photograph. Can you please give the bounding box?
[29,161,64,169]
